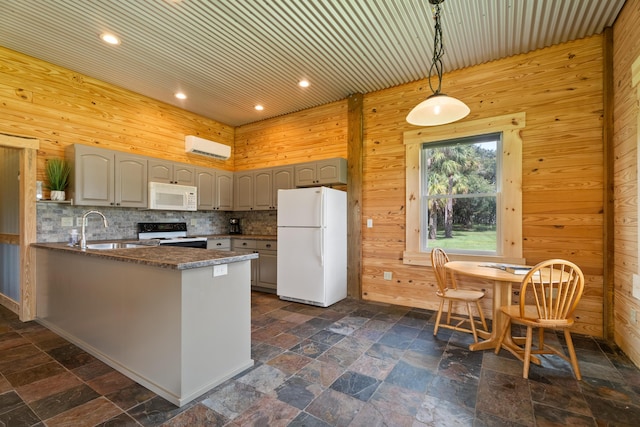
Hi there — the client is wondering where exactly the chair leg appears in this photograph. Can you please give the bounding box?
[563,329,582,380]
[475,301,488,332]
[466,302,478,342]
[523,326,533,379]
[434,299,445,336]
[446,300,453,325]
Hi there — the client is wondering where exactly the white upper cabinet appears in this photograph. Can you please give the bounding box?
[294,158,347,187]
[148,160,195,186]
[196,167,233,211]
[66,144,147,208]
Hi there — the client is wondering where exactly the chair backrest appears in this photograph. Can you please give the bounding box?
[431,248,454,293]
[520,259,585,324]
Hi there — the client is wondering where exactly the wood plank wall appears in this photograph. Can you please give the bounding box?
[234,101,348,171]
[612,1,640,366]
[359,36,605,338]
[0,46,235,189]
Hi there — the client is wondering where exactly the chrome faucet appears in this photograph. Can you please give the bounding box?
[80,210,108,249]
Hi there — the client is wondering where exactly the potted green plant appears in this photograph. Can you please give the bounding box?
[45,158,71,201]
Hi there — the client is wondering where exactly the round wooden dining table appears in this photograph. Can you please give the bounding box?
[444,261,529,351]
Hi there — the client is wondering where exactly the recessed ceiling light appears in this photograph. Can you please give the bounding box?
[298,79,310,88]
[255,105,264,111]
[100,33,120,45]
[175,92,187,100]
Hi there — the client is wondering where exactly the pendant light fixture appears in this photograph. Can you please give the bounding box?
[406,0,469,126]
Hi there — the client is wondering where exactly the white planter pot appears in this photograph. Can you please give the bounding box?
[50,190,66,201]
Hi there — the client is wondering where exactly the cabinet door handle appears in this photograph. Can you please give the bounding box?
[265,244,271,248]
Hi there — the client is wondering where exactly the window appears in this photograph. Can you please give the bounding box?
[403,113,525,266]
[422,133,500,255]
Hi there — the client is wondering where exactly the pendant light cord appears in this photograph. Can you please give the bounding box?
[429,2,444,96]
[406,0,470,125]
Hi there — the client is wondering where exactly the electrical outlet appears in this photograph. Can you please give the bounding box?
[631,309,637,325]
[633,274,640,300]
[383,271,392,280]
[367,218,373,228]
[61,217,73,227]
[190,218,197,226]
[213,264,228,277]
[76,217,85,227]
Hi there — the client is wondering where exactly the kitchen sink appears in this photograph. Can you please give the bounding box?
[85,242,149,250]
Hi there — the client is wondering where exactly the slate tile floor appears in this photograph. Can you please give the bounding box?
[1,292,640,426]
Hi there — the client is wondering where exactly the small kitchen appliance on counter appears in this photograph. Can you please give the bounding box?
[229,218,242,234]
[137,222,207,248]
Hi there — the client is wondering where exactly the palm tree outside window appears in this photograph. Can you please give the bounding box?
[421,133,501,255]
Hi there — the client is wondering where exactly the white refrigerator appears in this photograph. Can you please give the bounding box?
[277,187,347,307]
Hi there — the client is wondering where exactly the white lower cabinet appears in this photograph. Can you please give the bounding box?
[255,240,277,292]
[207,238,231,251]
[229,238,277,293]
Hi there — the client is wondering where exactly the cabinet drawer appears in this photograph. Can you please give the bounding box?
[232,239,257,250]
[207,238,230,250]
[257,240,277,251]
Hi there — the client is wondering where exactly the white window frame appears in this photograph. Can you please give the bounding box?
[403,113,526,266]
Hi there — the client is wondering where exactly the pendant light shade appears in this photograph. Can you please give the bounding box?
[406,93,470,126]
[407,0,469,126]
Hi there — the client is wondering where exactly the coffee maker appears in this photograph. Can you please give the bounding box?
[229,218,242,234]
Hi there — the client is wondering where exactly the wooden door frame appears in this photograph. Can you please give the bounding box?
[0,133,39,321]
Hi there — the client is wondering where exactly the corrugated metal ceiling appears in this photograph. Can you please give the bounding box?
[0,0,626,126]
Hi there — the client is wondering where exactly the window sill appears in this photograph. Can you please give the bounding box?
[403,251,526,268]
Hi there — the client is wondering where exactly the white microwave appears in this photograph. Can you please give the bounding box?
[148,182,197,211]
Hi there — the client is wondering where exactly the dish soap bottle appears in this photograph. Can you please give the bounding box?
[69,229,78,247]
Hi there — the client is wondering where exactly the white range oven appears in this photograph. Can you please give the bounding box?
[137,222,207,248]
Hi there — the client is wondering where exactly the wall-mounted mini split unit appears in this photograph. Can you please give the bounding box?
[185,135,231,160]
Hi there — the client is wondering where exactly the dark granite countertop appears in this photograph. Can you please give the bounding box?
[32,242,258,270]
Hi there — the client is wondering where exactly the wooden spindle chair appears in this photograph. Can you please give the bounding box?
[494,259,585,379]
[430,248,488,342]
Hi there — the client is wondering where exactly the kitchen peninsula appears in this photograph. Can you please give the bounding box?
[33,243,258,407]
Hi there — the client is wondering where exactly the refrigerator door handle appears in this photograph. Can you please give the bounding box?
[320,189,325,267]
[320,189,326,227]
[320,229,324,267]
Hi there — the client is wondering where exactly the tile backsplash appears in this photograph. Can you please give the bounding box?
[36,203,277,242]
[228,210,278,236]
